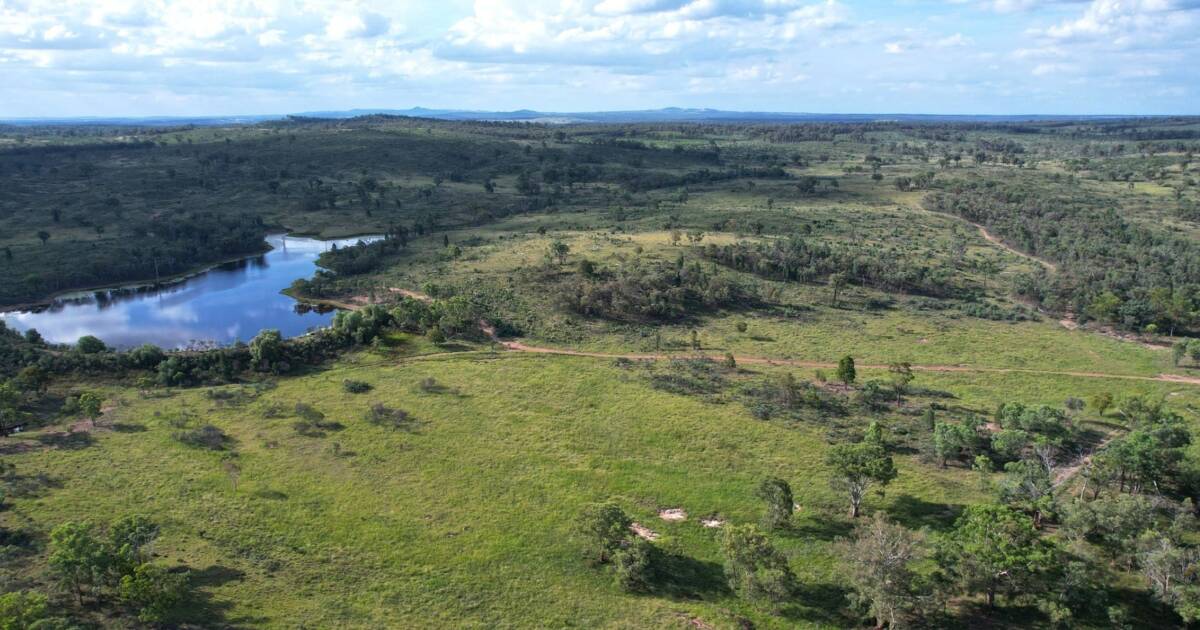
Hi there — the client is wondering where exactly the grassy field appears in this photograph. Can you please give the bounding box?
[4,117,1200,628]
[4,341,1198,628]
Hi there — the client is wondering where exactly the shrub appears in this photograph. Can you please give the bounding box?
[755,477,794,530]
[613,538,657,593]
[342,379,372,394]
[721,524,797,606]
[364,403,416,430]
[576,501,632,564]
[294,403,325,423]
[0,590,51,628]
[76,335,107,354]
[173,425,228,450]
[118,563,189,623]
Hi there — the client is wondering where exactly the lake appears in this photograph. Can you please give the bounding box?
[0,234,381,350]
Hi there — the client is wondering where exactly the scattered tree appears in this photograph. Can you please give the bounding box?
[721,524,797,607]
[756,477,794,530]
[827,442,898,517]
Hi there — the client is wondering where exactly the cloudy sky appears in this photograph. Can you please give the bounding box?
[0,0,1196,117]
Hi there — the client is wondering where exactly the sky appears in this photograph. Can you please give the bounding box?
[0,0,1196,117]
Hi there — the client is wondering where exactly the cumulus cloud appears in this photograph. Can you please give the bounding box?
[1040,0,1198,44]
[0,0,1194,116]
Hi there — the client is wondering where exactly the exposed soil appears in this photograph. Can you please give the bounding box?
[973,223,1057,272]
[630,523,659,541]
[658,508,687,522]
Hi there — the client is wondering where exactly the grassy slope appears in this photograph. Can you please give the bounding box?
[6,345,1199,628]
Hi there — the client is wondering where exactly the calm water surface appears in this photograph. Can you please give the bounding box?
[1,234,380,349]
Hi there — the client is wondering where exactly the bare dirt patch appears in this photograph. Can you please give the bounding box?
[700,517,726,528]
[630,522,659,541]
[658,508,687,522]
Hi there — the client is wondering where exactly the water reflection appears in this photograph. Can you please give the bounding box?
[1,233,380,349]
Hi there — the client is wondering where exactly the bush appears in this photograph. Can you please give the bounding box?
[612,538,657,593]
[173,424,228,450]
[721,524,797,606]
[576,501,632,564]
[342,379,372,394]
[0,590,51,629]
[294,403,325,423]
[119,563,189,623]
[77,335,107,354]
[364,403,416,430]
[755,477,794,530]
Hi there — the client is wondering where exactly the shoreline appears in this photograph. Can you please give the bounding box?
[0,230,384,314]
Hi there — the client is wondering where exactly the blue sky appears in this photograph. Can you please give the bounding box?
[0,0,1196,117]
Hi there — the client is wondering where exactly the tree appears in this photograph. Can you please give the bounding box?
[998,459,1054,528]
[77,392,103,421]
[576,501,632,564]
[837,355,857,385]
[48,521,108,604]
[1087,291,1122,323]
[829,271,849,306]
[0,591,52,629]
[76,335,107,354]
[249,329,284,372]
[612,538,656,593]
[756,477,794,530]
[36,230,49,246]
[1091,392,1113,416]
[12,366,48,395]
[888,362,914,404]
[844,514,921,629]
[1140,538,1200,624]
[721,524,797,607]
[1061,495,1155,565]
[936,504,1053,608]
[549,240,570,266]
[827,442,898,517]
[1040,560,1108,628]
[118,563,189,623]
[0,382,21,437]
[932,422,964,468]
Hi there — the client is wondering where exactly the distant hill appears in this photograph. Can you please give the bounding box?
[0,114,283,127]
[291,107,1146,124]
[1,107,1162,127]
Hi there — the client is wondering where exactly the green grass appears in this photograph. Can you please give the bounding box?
[6,346,1197,628]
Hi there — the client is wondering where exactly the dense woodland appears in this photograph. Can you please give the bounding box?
[2,116,1200,628]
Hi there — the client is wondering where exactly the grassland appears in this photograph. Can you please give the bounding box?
[3,117,1200,628]
[6,341,1196,628]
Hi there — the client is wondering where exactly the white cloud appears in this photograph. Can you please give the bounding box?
[1041,0,1198,44]
[0,0,1194,116]
[325,11,389,40]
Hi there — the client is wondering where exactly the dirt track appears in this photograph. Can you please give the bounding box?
[973,223,1058,272]
[390,291,1200,387]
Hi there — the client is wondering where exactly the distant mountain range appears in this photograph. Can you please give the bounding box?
[0,107,1165,127]
[290,107,1148,124]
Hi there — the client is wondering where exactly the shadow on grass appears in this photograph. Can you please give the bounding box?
[781,517,853,542]
[951,601,1048,629]
[781,581,851,626]
[253,489,288,501]
[886,494,963,532]
[174,564,269,627]
[112,422,147,433]
[648,552,730,601]
[35,431,95,451]
[2,470,64,498]
[434,342,475,353]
